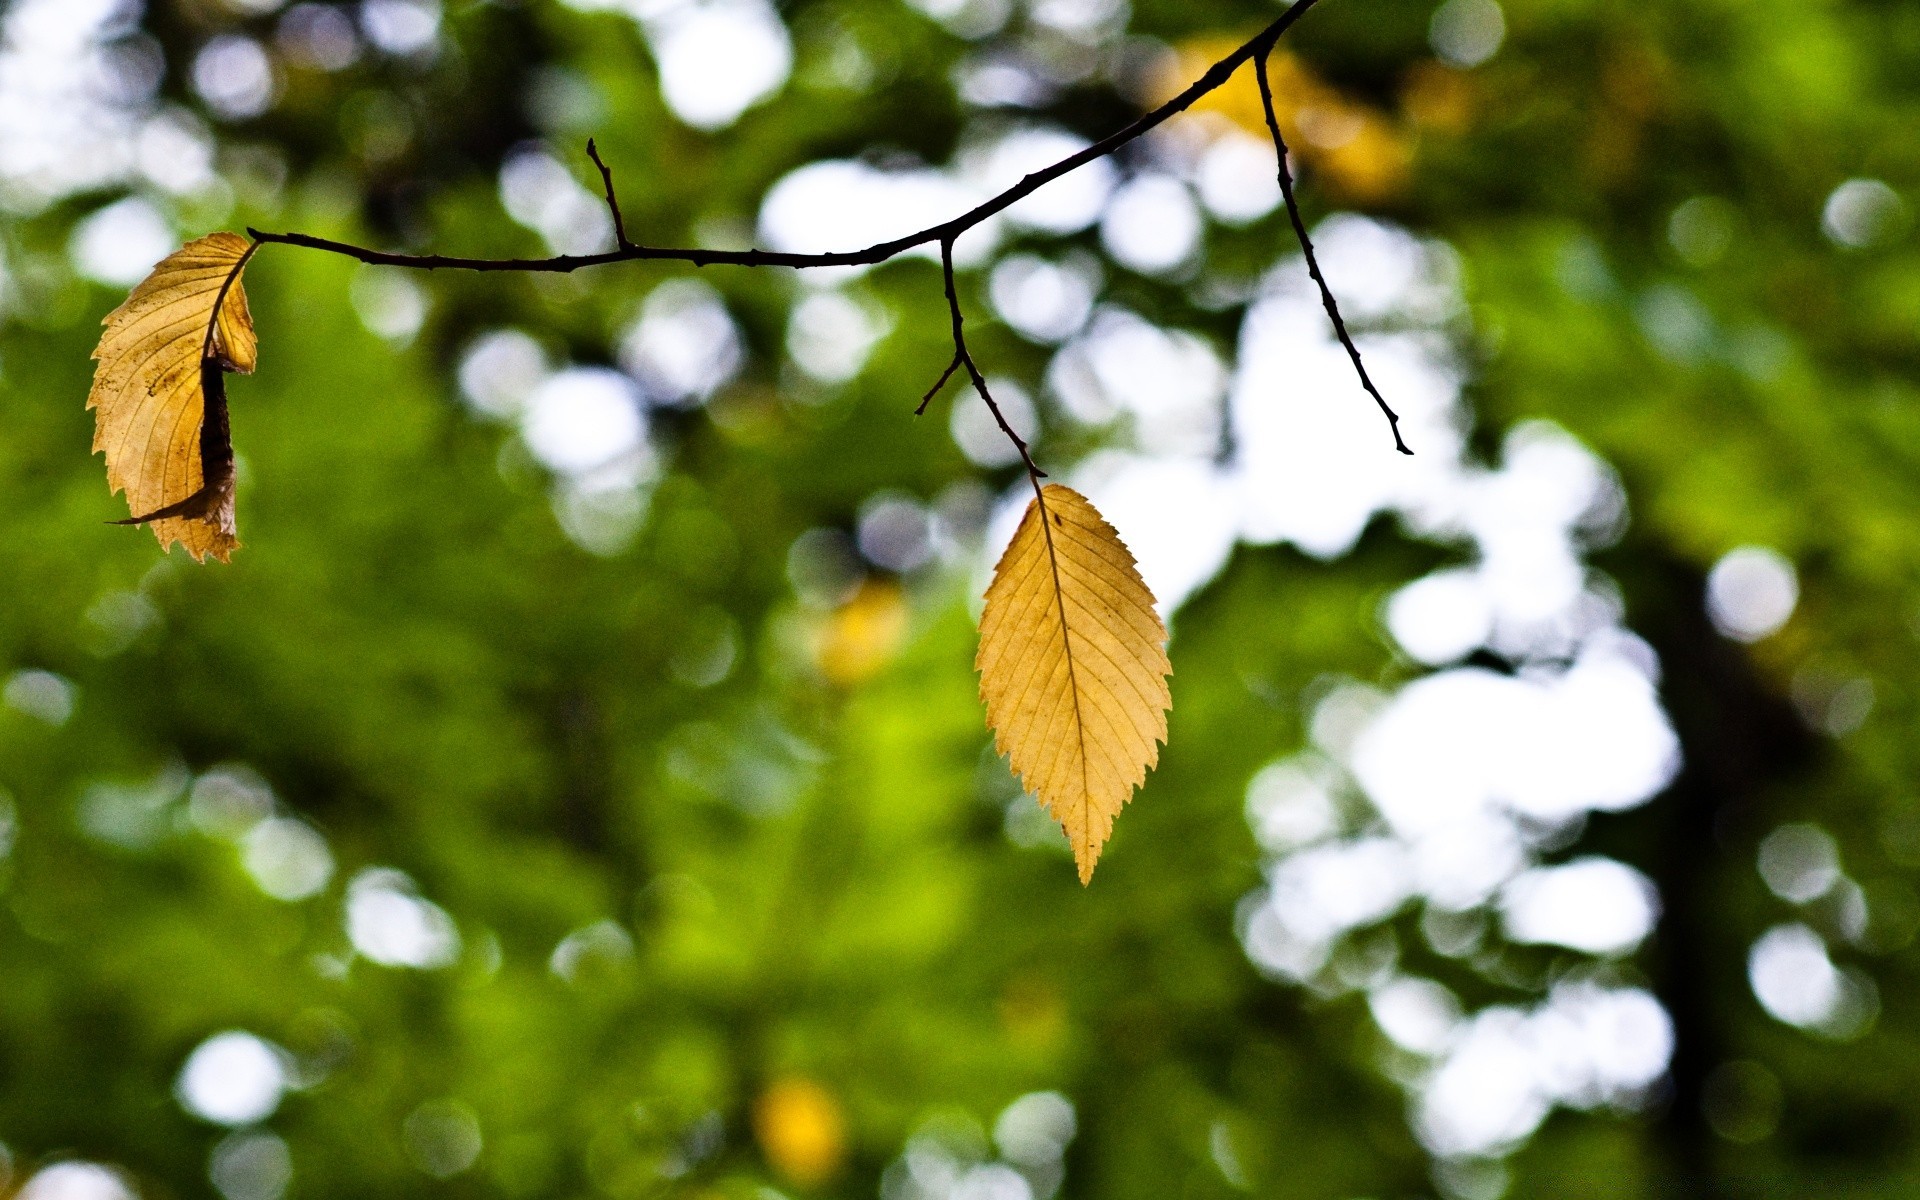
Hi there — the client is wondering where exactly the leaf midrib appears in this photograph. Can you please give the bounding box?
[1033,487,1092,858]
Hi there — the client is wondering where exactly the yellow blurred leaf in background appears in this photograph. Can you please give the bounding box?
[1150,37,1412,204]
[753,1077,847,1189]
[1402,60,1478,133]
[813,579,910,686]
[977,486,1171,884]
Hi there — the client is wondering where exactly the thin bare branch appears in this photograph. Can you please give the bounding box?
[1253,46,1412,456]
[237,0,1406,455]
[249,0,1325,275]
[585,138,633,251]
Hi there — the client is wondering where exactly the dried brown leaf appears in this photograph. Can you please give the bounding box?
[88,231,256,562]
[977,485,1172,883]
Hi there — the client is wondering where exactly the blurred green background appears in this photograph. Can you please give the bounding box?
[1,0,1917,1196]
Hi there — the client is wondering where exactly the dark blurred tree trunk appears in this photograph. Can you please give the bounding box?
[1608,546,1819,1196]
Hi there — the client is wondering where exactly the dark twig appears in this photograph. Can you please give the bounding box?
[917,352,963,415]
[937,240,1046,494]
[1253,46,1411,456]
[585,138,633,251]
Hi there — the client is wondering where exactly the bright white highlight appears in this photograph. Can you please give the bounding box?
[1822,178,1906,249]
[1196,131,1283,225]
[1748,923,1876,1037]
[1231,315,1460,558]
[758,160,993,272]
[193,36,276,121]
[1706,545,1797,642]
[950,376,1036,469]
[18,1164,136,1200]
[990,254,1097,343]
[137,112,218,197]
[1202,215,1684,1171]
[1756,823,1839,903]
[966,127,1114,234]
[1071,452,1238,614]
[754,125,1120,281]
[1369,975,1463,1055]
[349,268,428,344]
[1245,837,1413,980]
[1051,308,1226,454]
[521,368,647,475]
[176,1032,288,1126]
[1386,569,1492,665]
[70,197,172,286]
[1352,650,1678,833]
[0,0,220,211]
[459,329,550,419]
[1099,174,1201,274]
[787,289,890,384]
[994,1092,1076,1166]
[346,868,461,969]
[648,0,792,130]
[1501,858,1658,954]
[1244,758,1339,853]
[500,148,613,255]
[1429,0,1505,68]
[242,819,335,901]
[1415,984,1670,1157]
[561,0,789,129]
[361,0,442,56]
[621,279,743,404]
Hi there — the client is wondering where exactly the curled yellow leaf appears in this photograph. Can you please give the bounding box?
[977,485,1172,884]
[88,231,258,562]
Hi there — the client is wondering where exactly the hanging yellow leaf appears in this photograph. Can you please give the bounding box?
[977,485,1172,884]
[88,231,258,562]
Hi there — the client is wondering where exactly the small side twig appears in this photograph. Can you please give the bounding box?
[585,138,633,251]
[936,239,1046,496]
[917,352,963,415]
[1254,46,1411,456]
